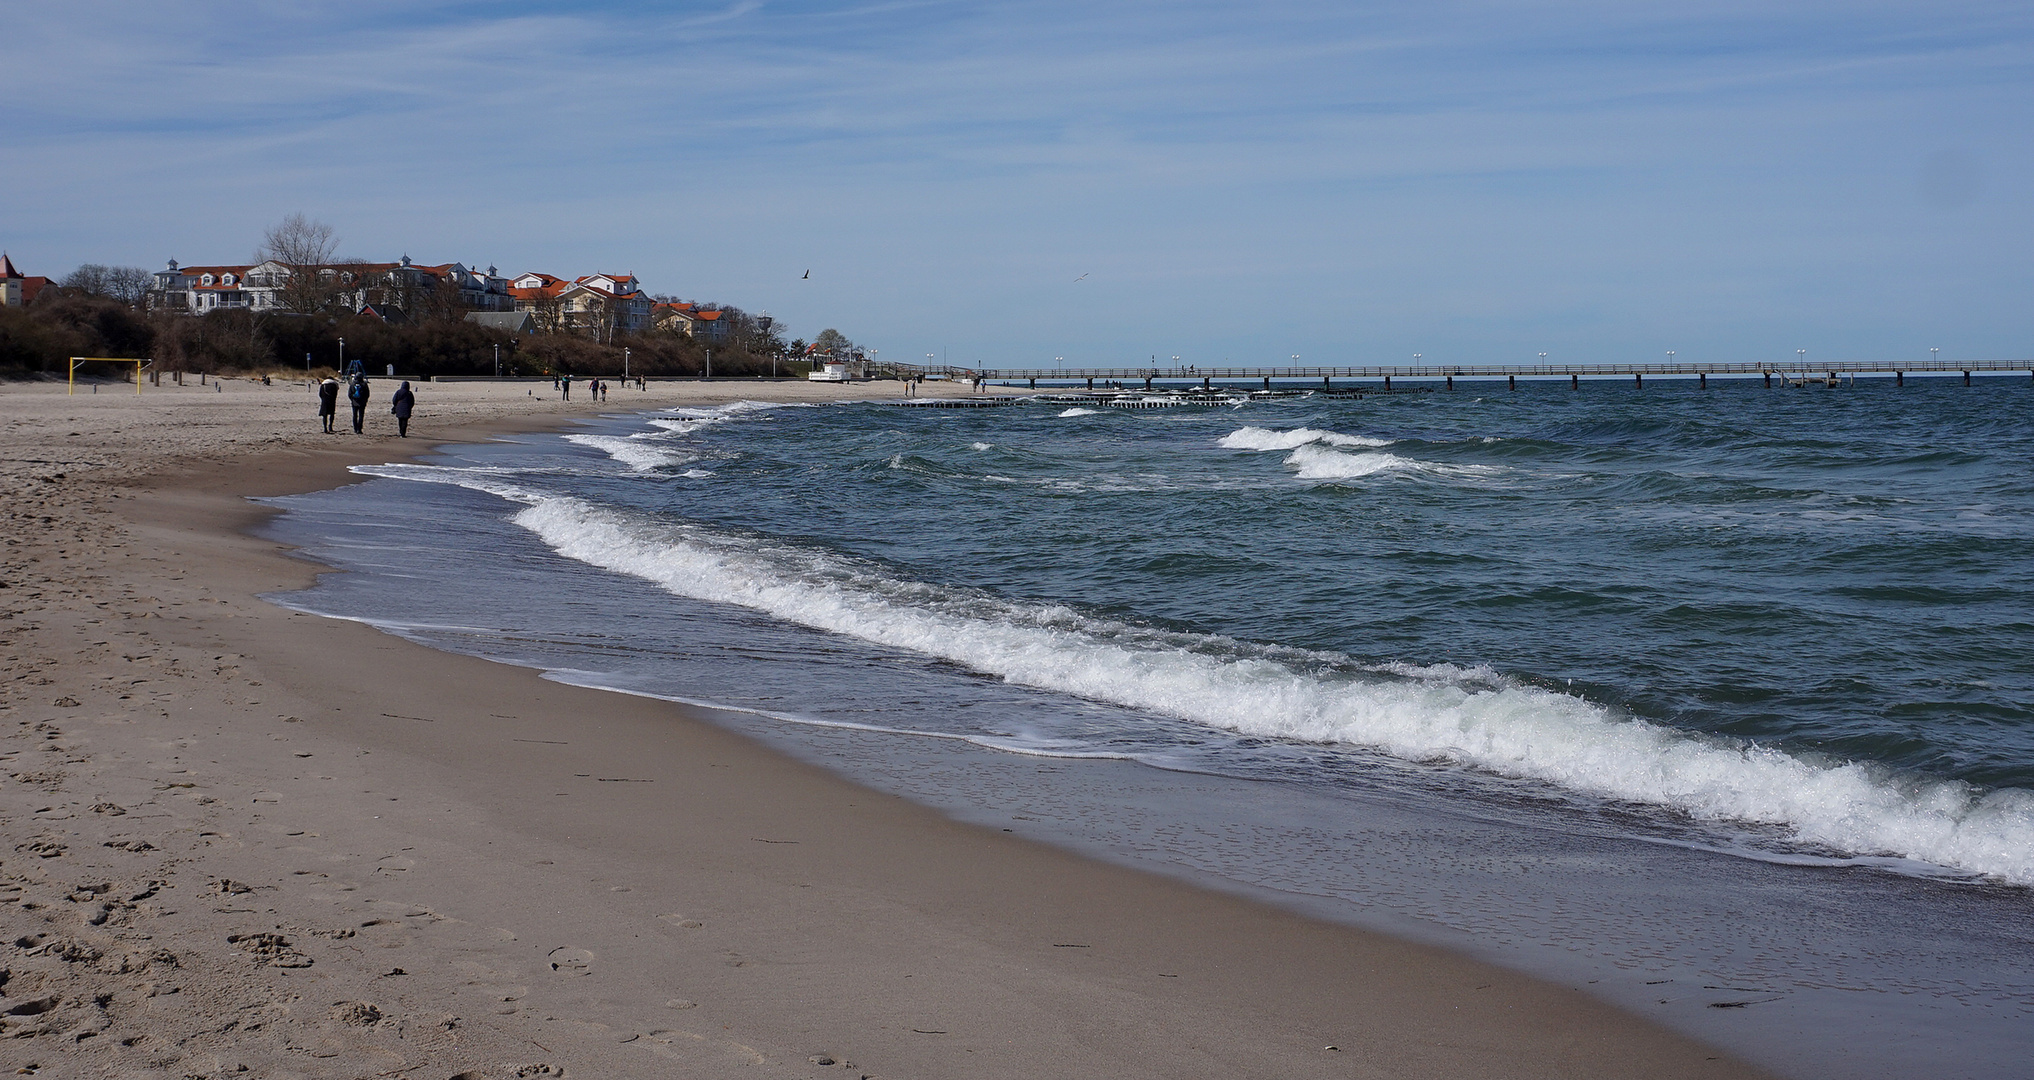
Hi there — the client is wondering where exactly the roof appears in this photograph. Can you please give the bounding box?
[0,253,20,279]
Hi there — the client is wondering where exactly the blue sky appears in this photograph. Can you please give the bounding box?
[4,1,2030,367]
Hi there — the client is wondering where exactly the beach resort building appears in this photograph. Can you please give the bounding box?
[1,253,56,307]
[145,257,514,318]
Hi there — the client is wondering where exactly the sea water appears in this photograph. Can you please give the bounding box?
[262,377,2034,1079]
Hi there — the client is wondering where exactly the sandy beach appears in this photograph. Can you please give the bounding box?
[0,376,1771,1080]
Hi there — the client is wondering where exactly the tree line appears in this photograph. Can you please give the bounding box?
[2,215,850,380]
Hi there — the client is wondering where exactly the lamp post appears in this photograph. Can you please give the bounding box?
[623,347,630,381]
[704,346,711,380]
[338,337,345,375]
[1797,349,1806,373]
[1667,350,1675,365]
[493,343,500,377]
[1932,347,1939,365]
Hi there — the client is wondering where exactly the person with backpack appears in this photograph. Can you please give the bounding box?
[348,375,371,433]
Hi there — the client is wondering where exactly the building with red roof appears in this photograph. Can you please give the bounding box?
[1,253,56,307]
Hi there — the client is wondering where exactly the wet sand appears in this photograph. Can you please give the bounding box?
[0,377,1772,1078]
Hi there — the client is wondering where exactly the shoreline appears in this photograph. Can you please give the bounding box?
[0,381,1771,1078]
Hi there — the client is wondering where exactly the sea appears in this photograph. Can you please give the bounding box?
[260,375,2034,1079]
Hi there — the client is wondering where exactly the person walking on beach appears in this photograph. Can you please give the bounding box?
[317,377,339,433]
[561,373,572,401]
[347,375,371,433]
[391,380,415,438]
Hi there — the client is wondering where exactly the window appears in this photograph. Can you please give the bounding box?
[200,274,214,286]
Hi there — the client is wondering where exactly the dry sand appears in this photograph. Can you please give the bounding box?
[0,376,1773,1079]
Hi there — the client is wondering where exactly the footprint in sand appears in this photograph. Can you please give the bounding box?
[547,947,594,976]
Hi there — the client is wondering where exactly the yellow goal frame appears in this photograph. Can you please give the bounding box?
[68,357,153,395]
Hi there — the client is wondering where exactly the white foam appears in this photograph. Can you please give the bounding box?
[1286,444,1421,479]
[482,492,2034,885]
[563,433,696,472]
[1059,408,1101,417]
[1220,426,1394,451]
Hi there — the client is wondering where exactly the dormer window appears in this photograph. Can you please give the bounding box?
[221,273,236,285]
[200,274,214,286]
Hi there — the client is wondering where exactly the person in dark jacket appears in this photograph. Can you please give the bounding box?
[317,377,339,433]
[348,375,371,433]
[390,381,416,437]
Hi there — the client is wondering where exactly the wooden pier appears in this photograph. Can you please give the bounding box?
[878,358,2033,390]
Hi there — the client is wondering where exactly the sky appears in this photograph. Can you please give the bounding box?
[4,1,2031,368]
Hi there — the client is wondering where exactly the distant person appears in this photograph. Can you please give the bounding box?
[391,380,415,437]
[348,375,371,433]
[317,377,339,433]
[561,374,572,401]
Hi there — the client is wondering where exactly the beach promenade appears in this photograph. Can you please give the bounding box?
[0,378,1769,1079]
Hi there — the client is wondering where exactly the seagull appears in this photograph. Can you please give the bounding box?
[1073,273,1088,282]
[802,269,809,279]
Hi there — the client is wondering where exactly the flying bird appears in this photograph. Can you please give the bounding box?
[802,269,810,279]
[1074,273,1089,282]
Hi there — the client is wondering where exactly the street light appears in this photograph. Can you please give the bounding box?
[1797,349,1806,371]
[624,347,630,381]
[1932,347,1940,365]
[1667,350,1675,365]
[493,343,500,377]
[338,337,345,375]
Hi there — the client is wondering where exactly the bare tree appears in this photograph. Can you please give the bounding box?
[59,264,154,307]
[105,266,152,306]
[256,213,341,314]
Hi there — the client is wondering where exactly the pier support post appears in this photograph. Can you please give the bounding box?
[1028,377,1035,388]
[1384,375,1392,391]
[1446,375,1453,390]
[1964,370,1972,386]
[1263,376,1271,390]
[1896,371,1904,386]
[1635,373,1643,388]
[1145,376,1153,390]
[1323,376,1330,391]
[1508,374,1516,391]
[1571,373,1578,390]
[1764,371,1772,388]
[1699,372,1707,389]
[1086,377,1093,390]
[1203,376,1211,390]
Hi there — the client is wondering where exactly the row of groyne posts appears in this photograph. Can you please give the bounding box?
[875,360,2034,392]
